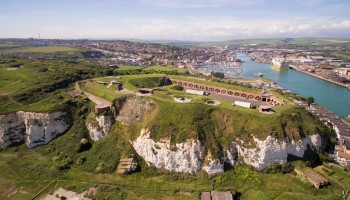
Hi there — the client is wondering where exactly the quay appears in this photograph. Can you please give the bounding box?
[289,65,350,90]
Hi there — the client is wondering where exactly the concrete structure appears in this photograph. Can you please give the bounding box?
[295,167,328,188]
[94,105,110,114]
[138,88,153,94]
[259,105,274,114]
[234,101,251,108]
[170,78,284,106]
[117,158,137,174]
[201,191,233,200]
[185,89,205,95]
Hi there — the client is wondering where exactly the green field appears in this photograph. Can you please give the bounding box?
[0,46,79,54]
[142,65,186,73]
[0,42,21,48]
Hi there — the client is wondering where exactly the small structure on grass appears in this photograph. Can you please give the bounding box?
[174,97,192,103]
[185,89,206,96]
[94,105,110,114]
[107,80,123,90]
[117,158,137,174]
[138,88,153,94]
[43,187,96,200]
[295,167,328,188]
[205,100,221,106]
[259,105,274,114]
[201,191,233,200]
[97,81,109,85]
[233,101,251,108]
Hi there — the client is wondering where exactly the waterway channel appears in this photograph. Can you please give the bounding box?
[236,53,350,117]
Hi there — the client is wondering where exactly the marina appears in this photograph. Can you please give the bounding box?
[197,53,350,117]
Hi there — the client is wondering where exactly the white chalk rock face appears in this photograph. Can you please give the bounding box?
[132,128,206,173]
[203,159,224,175]
[0,111,70,148]
[234,134,322,170]
[86,115,115,141]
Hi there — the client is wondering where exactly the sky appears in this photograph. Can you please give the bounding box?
[0,0,349,41]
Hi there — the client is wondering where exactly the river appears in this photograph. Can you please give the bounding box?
[237,54,350,117]
[236,53,350,117]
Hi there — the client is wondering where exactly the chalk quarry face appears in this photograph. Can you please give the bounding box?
[0,111,70,148]
[131,128,322,174]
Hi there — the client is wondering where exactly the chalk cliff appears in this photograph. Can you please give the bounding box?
[0,111,70,148]
[131,128,322,174]
[86,114,115,141]
[131,128,206,174]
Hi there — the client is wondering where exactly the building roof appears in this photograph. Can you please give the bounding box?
[338,152,350,160]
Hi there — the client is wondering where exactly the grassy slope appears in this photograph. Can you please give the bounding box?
[196,38,350,47]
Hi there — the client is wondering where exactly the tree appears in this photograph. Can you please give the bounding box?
[212,72,225,79]
[306,96,315,107]
[104,69,114,76]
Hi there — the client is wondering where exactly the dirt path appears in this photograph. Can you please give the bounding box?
[75,82,111,107]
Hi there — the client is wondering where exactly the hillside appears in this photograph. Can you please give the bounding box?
[195,38,350,47]
[0,71,345,199]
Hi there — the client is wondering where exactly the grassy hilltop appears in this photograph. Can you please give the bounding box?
[0,46,348,200]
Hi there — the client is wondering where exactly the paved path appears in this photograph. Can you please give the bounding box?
[75,82,111,107]
[209,93,269,107]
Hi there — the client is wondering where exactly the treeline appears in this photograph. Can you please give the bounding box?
[9,59,106,104]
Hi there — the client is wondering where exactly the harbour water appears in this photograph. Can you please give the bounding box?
[237,53,350,117]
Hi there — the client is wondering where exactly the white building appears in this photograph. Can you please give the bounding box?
[233,101,251,108]
[185,89,205,96]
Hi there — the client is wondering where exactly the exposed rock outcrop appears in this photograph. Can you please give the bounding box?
[86,114,115,141]
[233,134,322,170]
[0,111,70,148]
[116,98,153,124]
[131,128,323,174]
[131,128,206,174]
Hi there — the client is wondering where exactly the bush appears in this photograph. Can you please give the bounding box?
[76,156,86,165]
[171,85,184,91]
[104,69,114,76]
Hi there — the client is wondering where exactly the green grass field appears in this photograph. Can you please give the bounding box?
[115,65,144,71]
[0,46,79,54]
[0,42,21,48]
[142,65,186,73]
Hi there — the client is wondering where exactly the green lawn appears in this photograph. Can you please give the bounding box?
[0,46,79,54]
[142,65,186,73]
[0,42,21,48]
[79,80,127,102]
[115,65,144,71]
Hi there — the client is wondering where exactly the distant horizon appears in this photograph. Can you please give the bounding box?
[1,36,350,43]
[1,0,349,41]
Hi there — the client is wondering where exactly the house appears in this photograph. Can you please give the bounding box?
[337,137,350,170]
[334,68,350,76]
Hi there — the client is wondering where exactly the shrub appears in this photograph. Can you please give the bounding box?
[171,85,184,91]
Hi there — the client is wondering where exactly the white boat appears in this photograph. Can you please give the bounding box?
[272,58,289,69]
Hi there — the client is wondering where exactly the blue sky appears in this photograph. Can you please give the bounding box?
[0,0,349,41]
